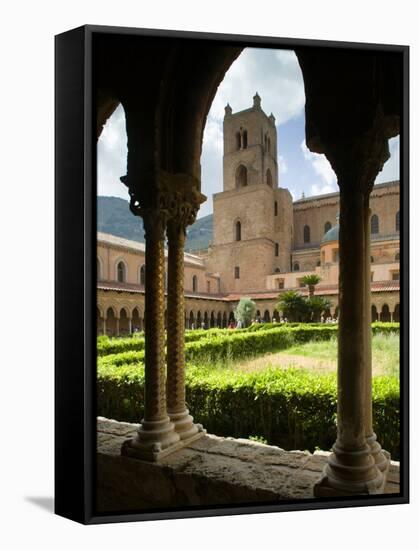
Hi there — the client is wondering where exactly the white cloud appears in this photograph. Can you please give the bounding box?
[375,135,400,184]
[97,104,129,200]
[300,139,338,196]
[279,155,288,174]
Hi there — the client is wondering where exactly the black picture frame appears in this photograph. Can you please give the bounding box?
[55,24,409,525]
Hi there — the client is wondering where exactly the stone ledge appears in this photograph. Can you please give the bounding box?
[97,417,400,513]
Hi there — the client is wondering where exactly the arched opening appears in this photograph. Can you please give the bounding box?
[235,220,242,241]
[204,311,209,329]
[303,225,310,243]
[235,164,248,188]
[274,201,278,216]
[266,168,273,187]
[396,210,400,232]
[293,262,300,272]
[324,221,332,234]
[393,303,400,322]
[106,307,117,336]
[380,304,391,322]
[263,310,270,323]
[139,264,145,286]
[120,307,130,335]
[189,311,195,329]
[256,310,261,321]
[273,309,279,322]
[192,275,198,292]
[242,130,248,149]
[275,243,279,256]
[371,305,378,322]
[371,214,379,234]
[210,311,215,328]
[222,312,227,328]
[97,307,103,335]
[235,131,241,150]
[228,311,235,324]
[132,307,142,332]
[117,261,126,283]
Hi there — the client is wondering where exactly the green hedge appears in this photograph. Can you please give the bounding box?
[97,322,399,357]
[97,364,400,460]
[98,325,341,369]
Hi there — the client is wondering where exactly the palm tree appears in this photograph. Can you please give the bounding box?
[307,296,332,322]
[277,290,309,322]
[301,274,321,297]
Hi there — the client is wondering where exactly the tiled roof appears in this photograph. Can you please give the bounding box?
[97,232,205,267]
[98,279,399,301]
[97,280,227,301]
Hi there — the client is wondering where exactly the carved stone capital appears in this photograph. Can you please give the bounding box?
[121,170,206,232]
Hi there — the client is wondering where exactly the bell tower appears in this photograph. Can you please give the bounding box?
[222,92,278,192]
[207,94,293,293]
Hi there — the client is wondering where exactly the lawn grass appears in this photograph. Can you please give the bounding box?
[203,333,400,378]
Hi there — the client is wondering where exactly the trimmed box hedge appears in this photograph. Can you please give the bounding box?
[97,363,400,460]
[97,322,399,357]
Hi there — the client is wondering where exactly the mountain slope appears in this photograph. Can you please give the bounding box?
[97,196,213,251]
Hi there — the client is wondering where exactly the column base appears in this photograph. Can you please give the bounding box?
[313,442,389,497]
[121,416,205,462]
[168,408,206,441]
[366,432,391,473]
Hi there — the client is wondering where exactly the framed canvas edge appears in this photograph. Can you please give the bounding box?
[54,24,410,526]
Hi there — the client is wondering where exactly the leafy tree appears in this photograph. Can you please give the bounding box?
[301,274,321,297]
[234,297,257,327]
[307,296,332,322]
[277,291,309,322]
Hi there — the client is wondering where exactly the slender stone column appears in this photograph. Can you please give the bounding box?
[102,318,106,336]
[364,205,390,472]
[128,317,132,335]
[315,184,384,496]
[166,219,203,441]
[115,317,120,337]
[122,209,180,461]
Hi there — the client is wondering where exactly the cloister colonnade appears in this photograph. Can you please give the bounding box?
[95,33,401,496]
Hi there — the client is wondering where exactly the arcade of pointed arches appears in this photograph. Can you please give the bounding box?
[97,292,399,336]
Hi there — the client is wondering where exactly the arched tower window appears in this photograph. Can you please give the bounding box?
[274,201,278,216]
[235,131,241,150]
[235,220,241,241]
[303,225,311,243]
[192,275,198,292]
[371,214,379,234]
[293,262,300,272]
[235,164,248,188]
[139,264,145,286]
[324,221,332,234]
[242,130,248,149]
[275,243,279,257]
[396,210,400,232]
[234,266,240,279]
[266,168,273,187]
[117,261,126,283]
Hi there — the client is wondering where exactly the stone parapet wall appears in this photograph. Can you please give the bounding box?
[97,418,400,513]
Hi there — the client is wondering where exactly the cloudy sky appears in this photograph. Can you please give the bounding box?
[97,48,400,219]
